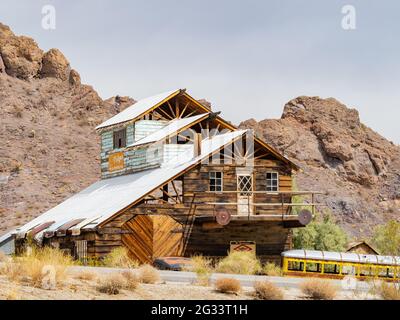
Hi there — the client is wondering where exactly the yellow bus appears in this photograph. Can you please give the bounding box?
[282,250,400,281]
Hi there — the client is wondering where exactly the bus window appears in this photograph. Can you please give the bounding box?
[323,263,340,274]
[377,266,394,278]
[306,262,321,273]
[342,265,357,276]
[288,260,303,271]
[359,265,375,277]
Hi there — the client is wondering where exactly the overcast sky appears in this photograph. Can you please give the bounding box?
[1,1,399,143]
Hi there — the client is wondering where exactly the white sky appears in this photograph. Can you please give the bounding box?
[1,0,399,143]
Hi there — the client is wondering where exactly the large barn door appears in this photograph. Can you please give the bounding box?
[237,174,253,215]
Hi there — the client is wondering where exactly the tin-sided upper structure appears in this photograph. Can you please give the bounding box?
[1,88,320,263]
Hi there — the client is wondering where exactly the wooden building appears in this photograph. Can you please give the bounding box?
[2,89,319,263]
[346,241,380,255]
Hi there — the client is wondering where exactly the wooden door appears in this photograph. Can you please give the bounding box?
[237,174,253,215]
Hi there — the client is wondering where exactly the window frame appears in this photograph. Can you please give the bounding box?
[266,171,279,192]
[113,128,127,149]
[209,171,223,192]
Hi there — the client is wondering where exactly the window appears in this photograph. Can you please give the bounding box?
[209,171,223,192]
[113,128,126,149]
[266,172,279,191]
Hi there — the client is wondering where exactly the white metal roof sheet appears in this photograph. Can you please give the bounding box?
[96,89,180,129]
[4,130,246,240]
[128,113,209,148]
[282,249,400,266]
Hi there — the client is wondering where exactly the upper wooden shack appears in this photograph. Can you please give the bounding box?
[4,89,320,263]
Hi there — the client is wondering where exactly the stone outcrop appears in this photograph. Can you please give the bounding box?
[40,48,70,81]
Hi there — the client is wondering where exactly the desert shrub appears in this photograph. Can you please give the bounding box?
[18,246,74,288]
[121,270,139,290]
[300,279,337,300]
[190,255,213,286]
[215,278,241,294]
[137,265,160,284]
[293,212,348,252]
[378,282,400,300]
[74,270,97,281]
[103,247,139,269]
[97,273,126,295]
[254,281,284,300]
[372,220,400,256]
[263,262,283,276]
[216,252,261,275]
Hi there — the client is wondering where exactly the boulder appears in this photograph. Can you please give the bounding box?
[0,24,43,79]
[69,69,81,86]
[40,48,70,81]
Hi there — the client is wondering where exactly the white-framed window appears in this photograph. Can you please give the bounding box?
[209,171,223,192]
[266,172,279,191]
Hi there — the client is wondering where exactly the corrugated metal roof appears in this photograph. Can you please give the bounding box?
[282,249,400,266]
[128,113,209,148]
[96,89,180,129]
[4,130,246,242]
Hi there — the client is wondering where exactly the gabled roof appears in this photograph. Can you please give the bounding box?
[5,130,246,241]
[96,89,181,129]
[96,88,299,170]
[128,113,209,148]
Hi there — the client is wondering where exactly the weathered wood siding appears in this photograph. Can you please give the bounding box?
[183,158,293,215]
[185,221,292,263]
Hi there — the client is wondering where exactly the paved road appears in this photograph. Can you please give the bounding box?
[69,265,371,292]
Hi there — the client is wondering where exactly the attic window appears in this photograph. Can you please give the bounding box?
[266,172,279,192]
[209,171,223,192]
[113,128,126,149]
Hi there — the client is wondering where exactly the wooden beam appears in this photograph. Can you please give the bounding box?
[167,101,176,118]
[171,180,182,203]
[179,102,190,118]
[157,107,175,120]
[160,187,178,203]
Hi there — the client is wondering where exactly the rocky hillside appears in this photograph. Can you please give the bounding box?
[240,97,400,237]
[0,23,134,235]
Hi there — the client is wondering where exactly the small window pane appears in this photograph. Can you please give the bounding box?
[209,171,223,192]
[266,172,278,192]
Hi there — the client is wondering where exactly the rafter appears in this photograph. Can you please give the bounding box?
[159,187,178,203]
[179,102,190,118]
[157,107,175,120]
[167,101,176,118]
[171,181,182,203]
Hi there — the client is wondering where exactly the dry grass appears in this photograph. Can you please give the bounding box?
[137,265,160,284]
[254,281,284,300]
[263,262,283,276]
[216,252,262,275]
[96,271,139,295]
[121,270,140,291]
[4,286,21,300]
[190,255,213,286]
[1,246,74,289]
[300,279,337,300]
[378,282,400,300]
[74,270,97,281]
[215,278,241,294]
[102,247,139,269]
[0,251,8,262]
[97,273,126,295]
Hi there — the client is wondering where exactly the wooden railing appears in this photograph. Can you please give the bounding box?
[191,191,324,219]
